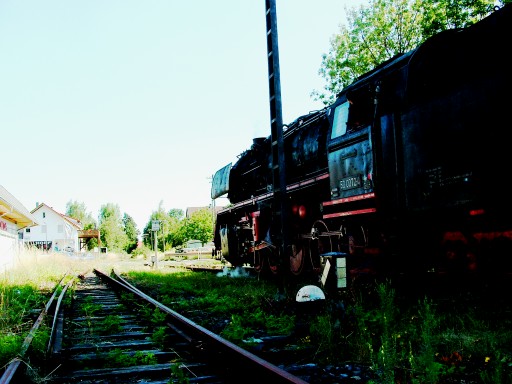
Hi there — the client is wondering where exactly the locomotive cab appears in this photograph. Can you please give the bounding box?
[326,95,375,203]
[320,51,414,277]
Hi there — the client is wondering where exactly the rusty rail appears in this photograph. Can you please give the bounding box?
[0,274,73,384]
[99,268,309,384]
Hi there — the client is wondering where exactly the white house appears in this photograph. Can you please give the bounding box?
[0,185,38,271]
[24,203,82,252]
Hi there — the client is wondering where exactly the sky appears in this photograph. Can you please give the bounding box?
[0,0,365,232]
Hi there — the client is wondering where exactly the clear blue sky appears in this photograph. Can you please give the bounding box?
[0,0,364,231]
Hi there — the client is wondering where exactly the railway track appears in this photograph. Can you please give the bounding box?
[4,265,508,384]
[1,268,309,384]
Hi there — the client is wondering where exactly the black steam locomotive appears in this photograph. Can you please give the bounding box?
[211,4,512,286]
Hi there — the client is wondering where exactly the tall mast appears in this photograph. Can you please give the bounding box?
[265,0,288,265]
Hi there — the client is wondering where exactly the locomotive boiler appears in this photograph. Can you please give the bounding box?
[211,4,512,285]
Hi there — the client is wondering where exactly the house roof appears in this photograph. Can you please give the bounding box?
[0,185,39,228]
[31,203,83,230]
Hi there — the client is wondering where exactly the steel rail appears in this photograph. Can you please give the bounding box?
[46,279,73,355]
[94,268,309,384]
[0,274,71,384]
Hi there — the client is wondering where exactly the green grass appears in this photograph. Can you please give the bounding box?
[308,279,512,383]
[0,249,142,371]
[103,349,157,367]
[124,270,512,383]
[0,251,71,368]
[124,270,290,339]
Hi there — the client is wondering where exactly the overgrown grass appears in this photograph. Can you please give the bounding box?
[103,349,157,367]
[125,270,512,383]
[0,248,142,372]
[0,250,73,369]
[124,270,294,342]
[308,279,512,383]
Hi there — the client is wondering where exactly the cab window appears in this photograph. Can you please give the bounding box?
[331,102,349,139]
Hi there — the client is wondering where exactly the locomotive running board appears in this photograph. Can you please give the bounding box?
[218,173,329,214]
[323,208,377,219]
[322,192,377,219]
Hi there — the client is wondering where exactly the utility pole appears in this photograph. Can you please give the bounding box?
[265,0,288,268]
[161,220,166,254]
[152,220,160,268]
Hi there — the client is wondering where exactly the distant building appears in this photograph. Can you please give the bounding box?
[24,202,82,252]
[185,239,202,249]
[0,185,38,271]
[183,239,215,253]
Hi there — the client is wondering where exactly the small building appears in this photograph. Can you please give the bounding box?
[185,239,202,249]
[0,185,38,271]
[24,202,82,252]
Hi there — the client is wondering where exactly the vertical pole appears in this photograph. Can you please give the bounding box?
[265,0,288,269]
[162,221,166,254]
[153,230,158,268]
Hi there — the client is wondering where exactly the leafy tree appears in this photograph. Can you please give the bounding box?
[166,208,185,249]
[142,201,181,251]
[179,208,214,246]
[66,200,98,250]
[142,205,213,250]
[141,229,153,250]
[142,222,152,249]
[65,200,96,229]
[123,213,140,254]
[313,0,501,104]
[99,203,128,252]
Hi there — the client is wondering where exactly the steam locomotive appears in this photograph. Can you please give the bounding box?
[211,4,512,286]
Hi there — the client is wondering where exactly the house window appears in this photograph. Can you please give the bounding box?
[26,228,31,233]
[43,212,46,218]
[58,225,63,233]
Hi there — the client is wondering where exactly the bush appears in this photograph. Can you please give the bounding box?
[131,245,151,259]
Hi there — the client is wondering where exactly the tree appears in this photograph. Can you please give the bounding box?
[65,200,96,229]
[142,205,213,250]
[99,203,128,252]
[166,208,185,249]
[66,200,98,250]
[123,213,140,254]
[179,208,214,246]
[313,0,501,104]
[142,202,183,251]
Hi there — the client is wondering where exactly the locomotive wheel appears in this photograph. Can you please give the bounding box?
[440,233,470,274]
[266,247,280,274]
[339,224,365,255]
[338,225,349,253]
[253,249,266,273]
[289,243,304,275]
[308,220,332,273]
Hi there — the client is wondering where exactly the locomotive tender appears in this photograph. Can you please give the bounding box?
[211,4,512,284]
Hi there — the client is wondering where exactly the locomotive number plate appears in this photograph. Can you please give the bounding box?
[339,175,362,190]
